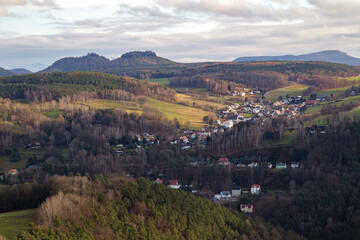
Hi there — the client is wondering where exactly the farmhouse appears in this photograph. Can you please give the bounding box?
[251,184,261,195]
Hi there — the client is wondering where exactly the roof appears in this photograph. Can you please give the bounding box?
[154,178,163,184]
[169,180,178,185]
[241,204,253,208]
[219,157,229,162]
[251,184,260,188]
[231,186,241,190]
[276,162,286,166]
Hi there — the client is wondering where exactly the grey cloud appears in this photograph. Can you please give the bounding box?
[117,4,173,18]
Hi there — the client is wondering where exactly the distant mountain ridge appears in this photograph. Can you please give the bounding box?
[10,68,33,75]
[0,67,15,77]
[233,50,360,66]
[41,51,178,73]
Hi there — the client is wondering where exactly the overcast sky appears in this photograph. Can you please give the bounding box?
[0,0,360,69]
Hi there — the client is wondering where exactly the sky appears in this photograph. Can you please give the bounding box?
[0,0,360,70]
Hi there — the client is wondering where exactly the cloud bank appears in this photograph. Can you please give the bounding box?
[0,0,359,68]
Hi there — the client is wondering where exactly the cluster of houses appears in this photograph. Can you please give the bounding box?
[154,178,181,190]
[214,96,311,130]
[227,88,263,97]
[218,157,300,169]
[134,133,160,145]
[174,129,212,150]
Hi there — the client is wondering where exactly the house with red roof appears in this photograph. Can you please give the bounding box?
[7,169,17,175]
[154,178,163,184]
[240,204,253,213]
[219,157,229,166]
[168,180,180,189]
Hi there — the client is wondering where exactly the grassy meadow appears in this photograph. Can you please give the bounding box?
[0,209,37,239]
[264,84,309,101]
[78,97,217,129]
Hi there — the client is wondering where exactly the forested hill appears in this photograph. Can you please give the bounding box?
[17,176,302,240]
[41,53,111,72]
[0,67,14,77]
[0,72,175,101]
[234,50,360,66]
[41,51,179,73]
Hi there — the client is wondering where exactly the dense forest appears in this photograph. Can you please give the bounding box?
[0,72,175,102]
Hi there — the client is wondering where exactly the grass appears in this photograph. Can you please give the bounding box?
[42,109,64,119]
[305,95,360,114]
[0,209,37,239]
[264,84,309,101]
[145,78,170,87]
[175,94,227,110]
[313,86,350,99]
[79,98,216,129]
[0,155,27,173]
[145,98,216,129]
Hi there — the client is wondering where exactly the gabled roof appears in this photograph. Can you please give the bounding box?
[169,180,178,185]
[251,184,260,188]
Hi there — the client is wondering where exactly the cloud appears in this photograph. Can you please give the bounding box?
[0,7,14,16]
[30,0,57,7]
[117,4,172,18]
[0,0,26,5]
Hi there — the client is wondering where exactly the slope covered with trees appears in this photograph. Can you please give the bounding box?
[16,176,300,240]
[0,72,175,101]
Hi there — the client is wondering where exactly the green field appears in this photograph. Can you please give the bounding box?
[306,95,360,114]
[313,86,350,99]
[145,78,170,86]
[42,109,64,119]
[265,84,309,101]
[0,209,36,238]
[79,98,216,129]
[0,155,27,173]
[145,98,217,129]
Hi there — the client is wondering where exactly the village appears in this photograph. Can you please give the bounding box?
[151,156,301,214]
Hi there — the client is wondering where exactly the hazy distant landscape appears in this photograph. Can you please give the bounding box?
[1,0,360,239]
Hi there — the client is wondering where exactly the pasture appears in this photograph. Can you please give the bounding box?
[0,209,37,239]
[264,84,308,101]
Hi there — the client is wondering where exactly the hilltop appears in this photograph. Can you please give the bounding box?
[234,50,360,66]
[41,53,111,72]
[41,51,178,73]
[0,67,15,77]
[9,68,32,75]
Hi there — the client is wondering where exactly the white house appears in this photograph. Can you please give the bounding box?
[231,186,241,197]
[291,162,300,168]
[251,184,261,195]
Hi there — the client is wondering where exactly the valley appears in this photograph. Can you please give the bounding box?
[0,53,360,239]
